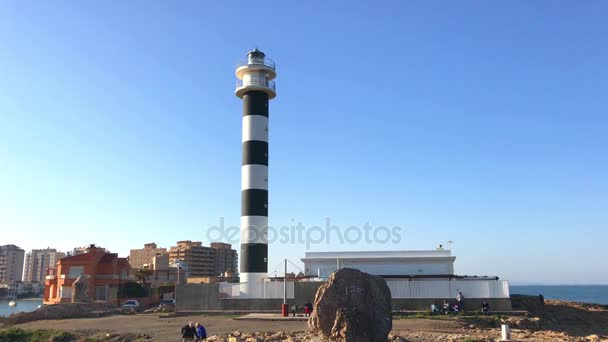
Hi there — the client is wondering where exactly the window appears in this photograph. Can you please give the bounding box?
[60,286,72,299]
[68,266,84,278]
[95,285,107,301]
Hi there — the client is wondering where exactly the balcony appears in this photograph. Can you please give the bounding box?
[235,58,276,80]
[236,57,275,71]
[235,79,276,99]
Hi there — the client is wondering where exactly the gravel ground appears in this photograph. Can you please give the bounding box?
[15,315,467,341]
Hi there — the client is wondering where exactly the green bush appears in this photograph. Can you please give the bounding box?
[118,282,148,298]
[0,328,75,342]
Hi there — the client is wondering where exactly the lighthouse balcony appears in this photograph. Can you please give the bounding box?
[236,58,276,80]
[237,57,275,70]
[236,79,276,99]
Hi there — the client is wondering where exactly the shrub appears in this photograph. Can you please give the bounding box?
[0,328,76,342]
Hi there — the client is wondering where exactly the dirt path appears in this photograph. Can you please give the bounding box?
[15,315,464,341]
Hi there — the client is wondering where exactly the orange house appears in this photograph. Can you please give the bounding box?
[44,245,132,304]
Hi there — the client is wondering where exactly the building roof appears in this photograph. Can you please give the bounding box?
[302,250,454,261]
[59,251,97,262]
[99,253,118,264]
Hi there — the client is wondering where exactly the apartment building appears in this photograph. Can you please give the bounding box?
[129,243,167,270]
[168,241,237,278]
[23,248,65,283]
[0,245,25,283]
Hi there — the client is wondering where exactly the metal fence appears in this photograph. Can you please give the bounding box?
[219,281,294,299]
[386,279,510,299]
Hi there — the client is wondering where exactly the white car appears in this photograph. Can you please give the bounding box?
[121,299,140,311]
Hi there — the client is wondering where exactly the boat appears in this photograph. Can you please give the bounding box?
[8,300,17,307]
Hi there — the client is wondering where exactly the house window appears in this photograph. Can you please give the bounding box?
[60,286,72,299]
[68,266,84,278]
[95,285,107,301]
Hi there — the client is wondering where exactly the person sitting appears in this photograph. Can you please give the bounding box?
[452,303,460,314]
[481,301,489,315]
[430,303,439,315]
[442,300,450,314]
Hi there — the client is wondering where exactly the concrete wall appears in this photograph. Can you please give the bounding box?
[392,298,512,311]
[305,260,453,278]
[176,282,511,312]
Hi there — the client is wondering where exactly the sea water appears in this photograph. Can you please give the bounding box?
[511,285,608,305]
[0,299,44,317]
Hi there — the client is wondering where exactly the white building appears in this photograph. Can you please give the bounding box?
[301,249,510,304]
[302,250,456,279]
[0,281,44,298]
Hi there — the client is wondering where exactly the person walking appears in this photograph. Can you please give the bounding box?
[304,300,313,317]
[195,322,207,341]
[181,322,196,341]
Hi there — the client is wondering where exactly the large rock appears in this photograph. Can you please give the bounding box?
[71,274,90,303]
[308,268,392,342]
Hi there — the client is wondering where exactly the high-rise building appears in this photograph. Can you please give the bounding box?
[129,243,168,270]
[0,245,25,283]
[168,241,238,277]
[211,242,238,275]
[23,248,65,282]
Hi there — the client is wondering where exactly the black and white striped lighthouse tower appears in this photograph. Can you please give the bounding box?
[235,49,276,298]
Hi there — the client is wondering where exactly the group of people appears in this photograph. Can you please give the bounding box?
[181,322,206,341]
[291,300,314,317]
[429,292,493,315]
[430,292,466,315]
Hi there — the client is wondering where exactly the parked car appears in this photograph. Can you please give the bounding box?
[121,299,140,312]
[158,298,175,312]
[159,298,175,307]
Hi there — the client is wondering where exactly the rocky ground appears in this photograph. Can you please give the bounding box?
[2,298,608,341]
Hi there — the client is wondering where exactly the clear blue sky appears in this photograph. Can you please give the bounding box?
[1,1,606,284]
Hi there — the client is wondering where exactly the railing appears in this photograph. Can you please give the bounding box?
[236,58,275,70]
[219,281,294,299]
[386,279,510,299]
[236,79,276,91]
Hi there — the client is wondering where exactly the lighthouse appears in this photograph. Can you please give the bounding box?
[235,49,276,297]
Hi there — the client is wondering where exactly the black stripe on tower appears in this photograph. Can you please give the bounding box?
[241,189,268,216]
[242,141,268,166]
[240,243,267,273]
[243,91,269,117]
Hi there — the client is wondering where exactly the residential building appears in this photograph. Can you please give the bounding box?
[211,242,238,275]
[23,248,66,283]
[0,281,44,298]
[0,245,25,283]
[143,254,186,287]
[67,245,107,256]
[168,241,238,278]
[129,243,167,270]
[44,244,131,304]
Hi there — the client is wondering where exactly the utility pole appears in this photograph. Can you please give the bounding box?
[283,259,287,305]
[281,258,288,317]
